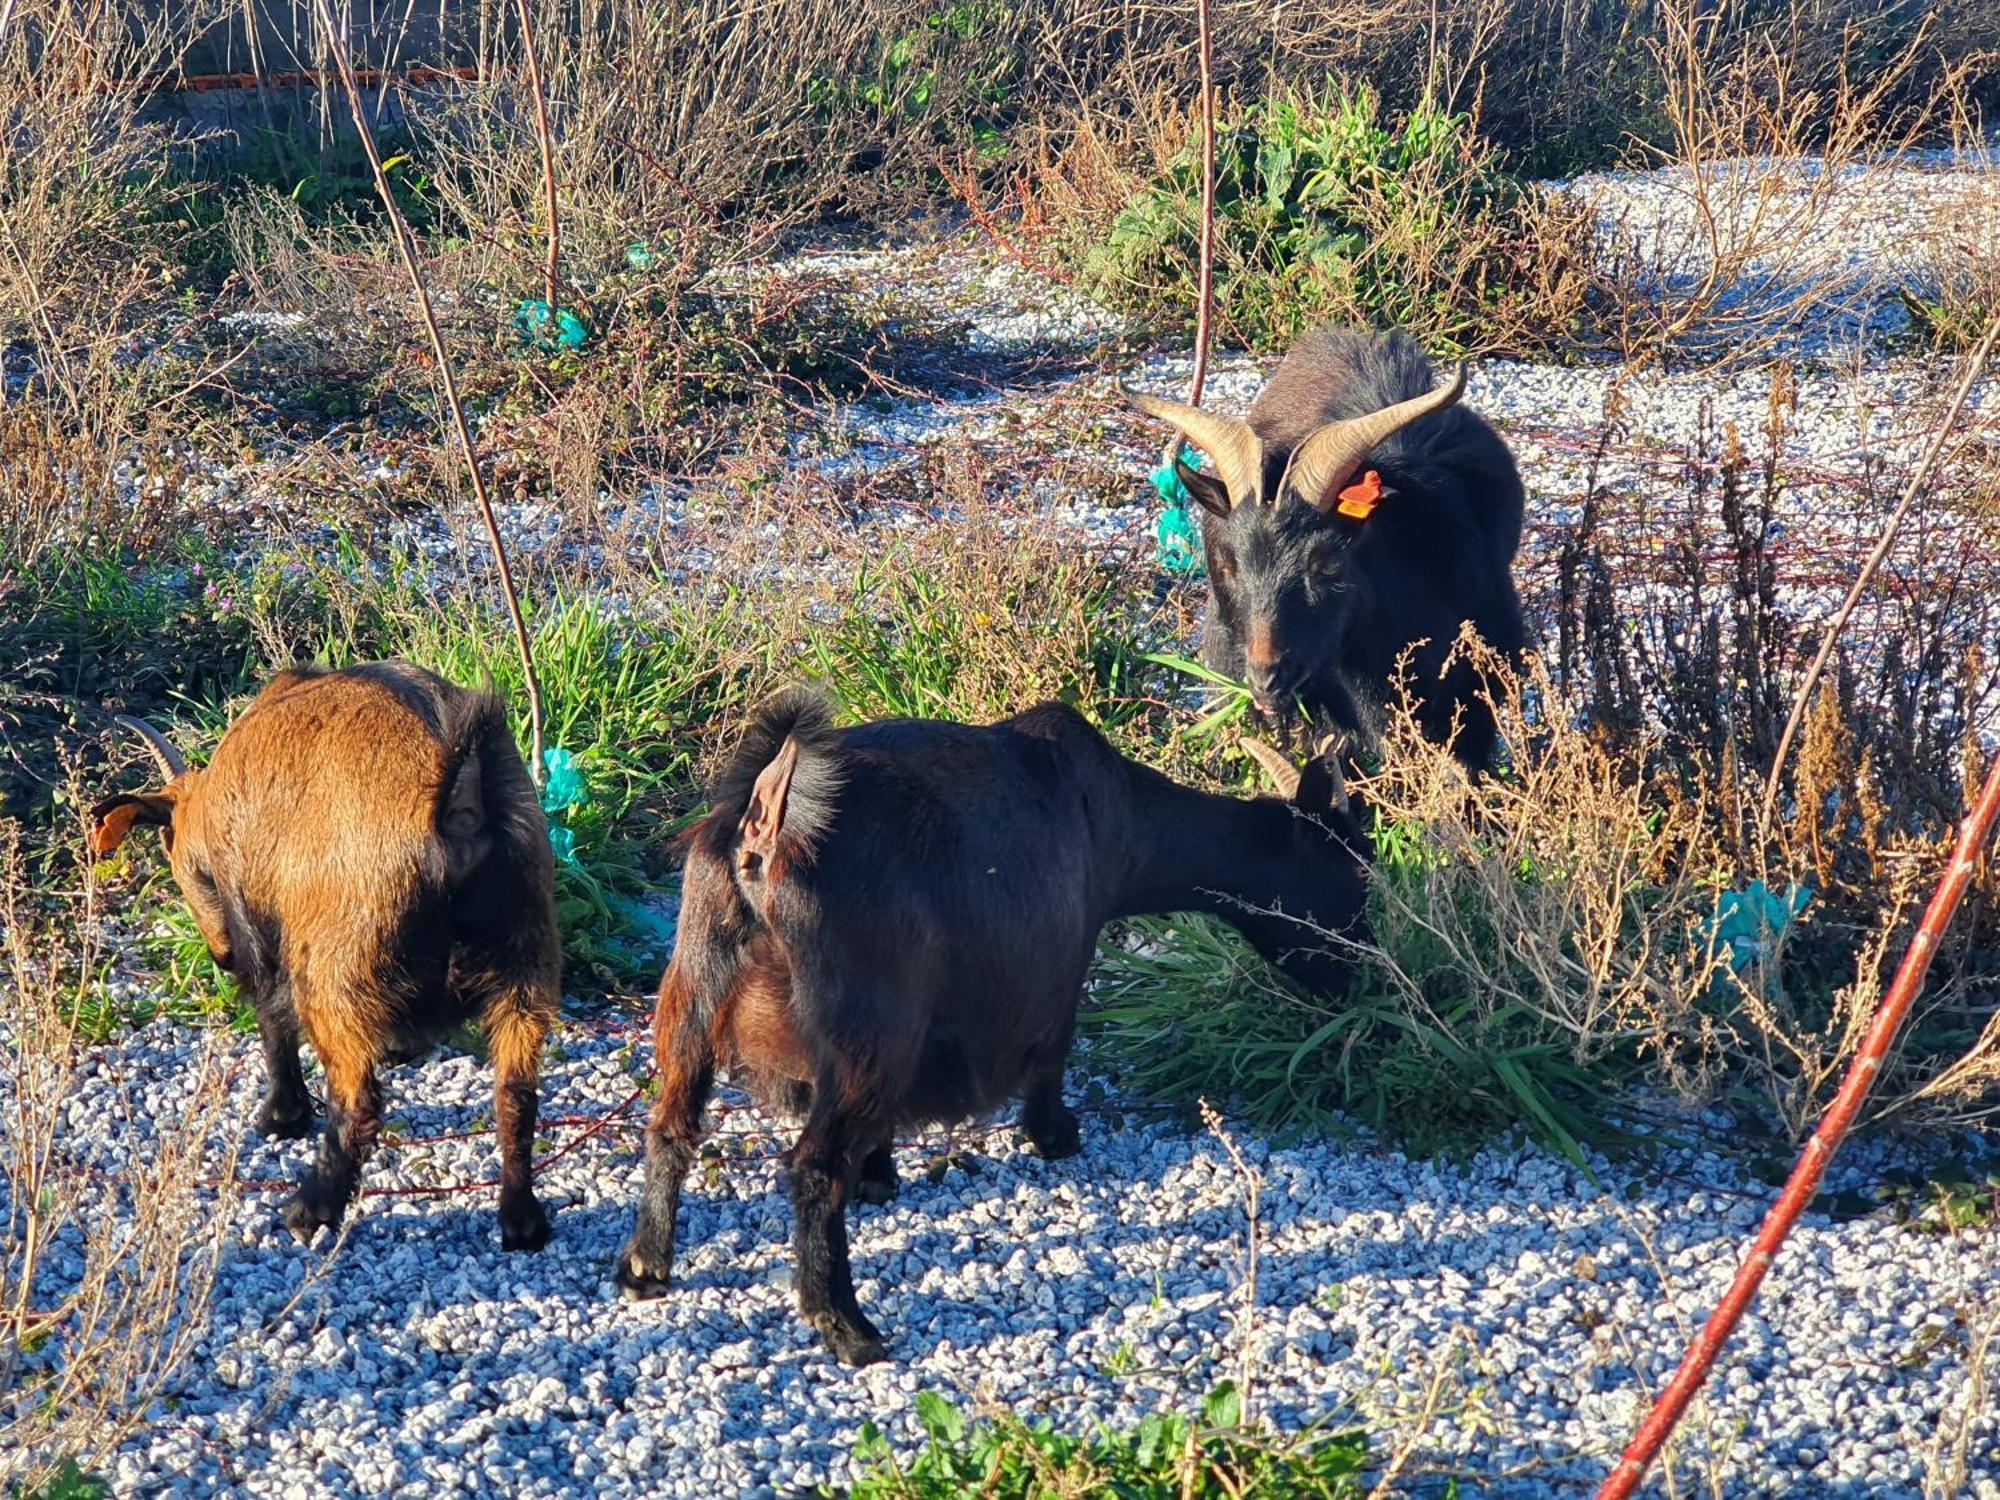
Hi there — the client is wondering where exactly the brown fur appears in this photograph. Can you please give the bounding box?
[90,661,561,1251]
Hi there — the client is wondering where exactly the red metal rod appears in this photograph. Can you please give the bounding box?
[1597,744,2000,1499]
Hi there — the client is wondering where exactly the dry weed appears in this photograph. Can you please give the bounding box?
[1599,0,1984,365]
[1357,636,1730,1101]
[0,806,244,1489]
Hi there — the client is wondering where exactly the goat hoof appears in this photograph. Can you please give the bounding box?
[614,1247,673,1301]
[813,1312,888,1367]
[854,1159,899,1206]
[499,1194,552,1253]
[853,1178,898,1207]
[1026,1109,1082,1161]
[254,1100,312,1140]
[280,1189,341,1244]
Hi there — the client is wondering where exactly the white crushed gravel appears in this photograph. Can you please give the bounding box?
[11,1017,1995,1497]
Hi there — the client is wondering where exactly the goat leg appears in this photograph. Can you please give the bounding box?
[1020,1013,1083,1160]
[615,1054,713,1299]
[789,1095,885,1366]
[484,984,553,1252]
[252,985,312,1140]
[1020,1074,1082,1160]
[284,1049,381,1242]
[853,1139,899,1206]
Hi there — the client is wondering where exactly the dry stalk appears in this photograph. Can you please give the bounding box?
[1922,1284,2000,1500]
[512,0,561,315]
[0,804,243,1489]
[1197,1098,1261,1427]
[1757,312,2000,841]
[303,0,546,782]
[1159,0,1218,481]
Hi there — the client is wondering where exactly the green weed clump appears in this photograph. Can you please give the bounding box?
[1080,81,1596,358]
[843,1385,1367,1499]
[1089,647,1728,1164]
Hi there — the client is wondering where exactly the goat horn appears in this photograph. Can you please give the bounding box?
[1239,736,1301,800]
[1122,387,1264,508]
[114,715,188,779]
[1284,362,1469,514]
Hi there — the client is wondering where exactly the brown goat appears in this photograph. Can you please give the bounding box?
[90,662,560,1251]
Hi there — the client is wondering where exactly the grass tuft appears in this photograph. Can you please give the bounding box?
[842,1384,1367,1498]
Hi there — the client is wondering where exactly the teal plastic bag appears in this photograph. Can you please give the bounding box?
[541,747,588,814]
[514,299,590,352]
[1708,879,1811,971]
[1151,450,1206,578]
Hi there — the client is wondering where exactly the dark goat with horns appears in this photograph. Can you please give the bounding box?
[90,663,561,1251]
[615,690,1368,1365]
[1129,326,1526,768]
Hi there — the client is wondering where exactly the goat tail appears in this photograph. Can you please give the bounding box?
[709,687,844,857]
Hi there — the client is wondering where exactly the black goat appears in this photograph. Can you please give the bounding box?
[615,691,1368,1364]
[1129,326,1526,769]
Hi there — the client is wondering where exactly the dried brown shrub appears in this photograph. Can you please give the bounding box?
[0,812,244,1489]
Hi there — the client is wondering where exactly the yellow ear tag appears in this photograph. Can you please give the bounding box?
[1335,469,1384,521]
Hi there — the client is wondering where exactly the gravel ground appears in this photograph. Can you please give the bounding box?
[17,1014,1998,1498]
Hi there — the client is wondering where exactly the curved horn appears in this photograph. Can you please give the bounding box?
[1123,387,1264,507]
[114,715,188,780]
[1239,735,1301,800]
[1285,361,1469,514]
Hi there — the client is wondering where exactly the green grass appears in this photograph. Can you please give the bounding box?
[840,1385,1368,1499]
[1081,80,1583,357]
[17,1460,110,1500]
[1086,814,1637,1166]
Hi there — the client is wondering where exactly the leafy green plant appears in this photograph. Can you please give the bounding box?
[842,1384,1367,1498]
[1088,910,1619,1163]
[19,1459,111,1500]
[1084,80,1593,356]
[806,3,1020,155]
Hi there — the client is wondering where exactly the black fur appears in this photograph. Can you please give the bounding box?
[615,692,1369,1363]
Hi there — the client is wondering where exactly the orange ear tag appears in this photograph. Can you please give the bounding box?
[1335,469,1384,521]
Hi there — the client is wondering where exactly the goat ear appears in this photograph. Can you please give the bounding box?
[88,791,176,856]
[1292,735,1350,820]
[1292,759,1346,820]
[1178,458,1231,518]
[737,737,802,873]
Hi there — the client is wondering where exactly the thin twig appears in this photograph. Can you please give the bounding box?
[512,0,561,315]
[1190,0,1217,410]
[303,0,546,782]
[1599,742,2000,1499]
[1756,312,2000,841]
[1199,1098,1262,1429]
[1161,0,1219,477]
